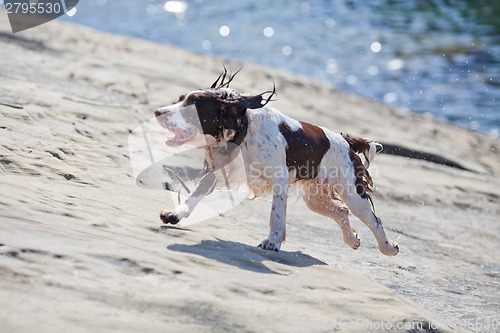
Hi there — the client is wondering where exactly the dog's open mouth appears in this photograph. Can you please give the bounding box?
[166,126,198,146]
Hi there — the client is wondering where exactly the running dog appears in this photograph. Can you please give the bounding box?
[154,70,399,255]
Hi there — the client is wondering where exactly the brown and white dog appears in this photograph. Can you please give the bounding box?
[154,71,399,256]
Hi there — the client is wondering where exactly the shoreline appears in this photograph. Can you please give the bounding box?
[57,1,500,135]
[1,20,499,332]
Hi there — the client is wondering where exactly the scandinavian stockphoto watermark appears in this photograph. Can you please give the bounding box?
[128,116,380,226]
[294,316,500,332]
[294,318,441,331]
[3,0,79,33]
[128,116,249,226]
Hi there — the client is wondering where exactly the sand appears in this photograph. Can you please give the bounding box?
[1,19,499,332]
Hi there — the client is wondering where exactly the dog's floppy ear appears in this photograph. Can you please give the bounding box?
[232,83,276,109]
[233,95,267,109]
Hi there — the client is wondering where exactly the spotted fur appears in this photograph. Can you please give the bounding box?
[154,72,399,256]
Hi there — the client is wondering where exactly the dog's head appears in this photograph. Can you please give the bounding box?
[155,71,275,152]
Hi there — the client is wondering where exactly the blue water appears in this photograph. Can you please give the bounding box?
[61,0,499,136]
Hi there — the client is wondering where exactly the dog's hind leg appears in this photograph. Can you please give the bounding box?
[337,185,399,256]
[303,183,360,250]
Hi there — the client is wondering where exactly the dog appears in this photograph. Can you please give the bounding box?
[154,70,399,256]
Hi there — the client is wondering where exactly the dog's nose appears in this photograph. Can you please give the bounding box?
[155,109,164,117]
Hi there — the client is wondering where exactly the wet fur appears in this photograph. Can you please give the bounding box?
[154,72,399,256]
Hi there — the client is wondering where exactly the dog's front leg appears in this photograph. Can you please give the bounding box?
[160,161,216,225]
[258,175,289,251]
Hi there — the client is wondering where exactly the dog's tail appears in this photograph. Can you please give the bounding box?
[342,134,383,169]
[364,138,383,169]
[342,134,382,208]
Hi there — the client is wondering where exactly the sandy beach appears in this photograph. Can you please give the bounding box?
[1,19,499,332]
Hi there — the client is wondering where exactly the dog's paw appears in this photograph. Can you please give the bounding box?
[346,231,361,250]
[258,239,281,252]
[380,241,399,256]
[160,211,180,225]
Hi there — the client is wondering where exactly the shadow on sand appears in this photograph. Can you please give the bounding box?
[168,238,326,274]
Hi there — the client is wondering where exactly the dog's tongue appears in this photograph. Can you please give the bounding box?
[173,128,188,138]
[166,128,194,146]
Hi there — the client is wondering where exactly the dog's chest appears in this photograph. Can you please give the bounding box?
[240,110,288,180]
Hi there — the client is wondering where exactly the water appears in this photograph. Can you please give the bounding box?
[61,0,500,136]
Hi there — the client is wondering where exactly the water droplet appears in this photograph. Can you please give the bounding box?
[219,25,230,37]
[326,59,338,73]
[367,65,379,76]
[263,27,274,38]
[384,92,398,103]
[164,1,187,13]
[386,58,404,71]
[325,18,336,28]
[201,40,212,50]
[346,75,357,85]
[66,7,77,17]
[370,42,381,53]
[282,45,292,56]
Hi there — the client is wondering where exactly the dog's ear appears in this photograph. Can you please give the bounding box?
[231,84,276,109]
[233,95,267,109]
